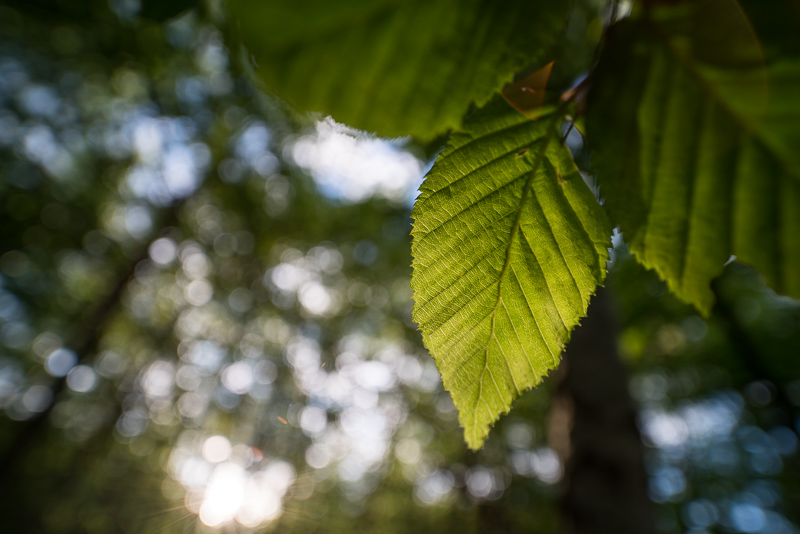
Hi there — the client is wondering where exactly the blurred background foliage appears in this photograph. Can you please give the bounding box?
[0,1,798,533]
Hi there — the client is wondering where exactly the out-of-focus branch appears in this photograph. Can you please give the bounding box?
[556,288,655,534]
[0,251,143,491]
[0,201,183,492]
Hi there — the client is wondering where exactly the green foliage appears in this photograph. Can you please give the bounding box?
[587,9,800,315]
[3,3,800,533]
[411,100,611,448]
[224,0,800,448]
[226,0,568,138]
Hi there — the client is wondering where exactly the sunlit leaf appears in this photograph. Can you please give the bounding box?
[587,4,800,314]
[411,99,612,449]
[226,0,568,138]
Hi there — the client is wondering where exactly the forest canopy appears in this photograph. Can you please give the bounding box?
[0,1,799,533]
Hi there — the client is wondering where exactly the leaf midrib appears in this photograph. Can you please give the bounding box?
[471,110,563,440]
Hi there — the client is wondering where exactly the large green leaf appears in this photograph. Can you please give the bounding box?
[226,0,568,138]
[587,10,800,315]
[411,99,612,449]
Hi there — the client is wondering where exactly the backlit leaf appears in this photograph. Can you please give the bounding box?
[411,99,611,449]
[587,6,800,314]
[226,0,568,138]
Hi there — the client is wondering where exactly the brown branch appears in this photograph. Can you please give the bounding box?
[556,288,655,534]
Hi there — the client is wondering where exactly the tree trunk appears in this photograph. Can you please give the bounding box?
[554,288,654,534]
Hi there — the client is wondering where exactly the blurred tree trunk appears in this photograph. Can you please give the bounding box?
[553,288,654,534]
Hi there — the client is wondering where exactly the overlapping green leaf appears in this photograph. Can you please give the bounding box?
[226,0,568,138]
[411,99,611,449]
[587,11,800,314]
